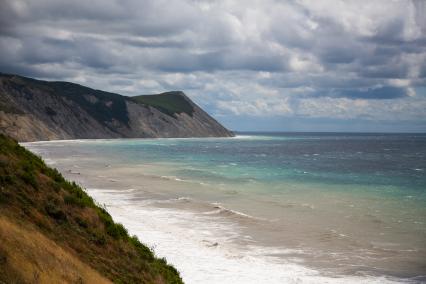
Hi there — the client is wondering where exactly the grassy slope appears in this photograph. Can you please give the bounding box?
[0,134,183,284]
[1,74,195,122]
[0,74,130,127]
[0,216,111,283]
[130,92,195,118]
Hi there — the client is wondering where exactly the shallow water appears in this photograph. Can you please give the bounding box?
[24,133,426,283]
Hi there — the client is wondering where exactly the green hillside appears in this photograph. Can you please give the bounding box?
[1,74,195,124]
[0,134,183,284]
[0,74,130,127]
[131,92,195,118]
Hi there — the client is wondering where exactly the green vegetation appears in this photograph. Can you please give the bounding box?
[0,73,130,127]
[1,74,193,125]
[131,92,194,118]
[0,134,182,283]
[50,81,130,126]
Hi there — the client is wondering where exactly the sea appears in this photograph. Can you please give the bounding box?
[23,132,426,283]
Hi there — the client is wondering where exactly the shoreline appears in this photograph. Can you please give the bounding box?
[23,139,415,284]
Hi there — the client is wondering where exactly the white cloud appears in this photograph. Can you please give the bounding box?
[0,0,425,131]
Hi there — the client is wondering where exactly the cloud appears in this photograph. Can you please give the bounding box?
[325,87,409,100]
[0,0,425,131]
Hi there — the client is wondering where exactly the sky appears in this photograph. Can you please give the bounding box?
[1,0,425,132]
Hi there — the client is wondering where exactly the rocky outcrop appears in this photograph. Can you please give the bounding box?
[0,73,233,141]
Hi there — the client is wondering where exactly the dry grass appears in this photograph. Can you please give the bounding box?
[0,134,182,283]
[0,216,111,284]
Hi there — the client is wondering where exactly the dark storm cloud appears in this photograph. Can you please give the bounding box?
[1,0,424,81]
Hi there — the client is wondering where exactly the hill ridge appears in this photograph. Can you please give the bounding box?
[0,73,233,142]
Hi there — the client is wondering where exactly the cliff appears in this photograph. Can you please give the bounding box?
[0,134,183,283]
[0,73,233,142]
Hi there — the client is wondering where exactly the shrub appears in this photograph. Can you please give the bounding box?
[96,206,113,224]
[15,192,34,207]
[49,168,64,183]
[106,222,128,240]
[45,203,67,222]
[60,181,94,208]
[74,216,88,228]
[50,181,61,193]
[20,171,37,189]
[129,235,154,260]
[90,230,107,246]
[0,192,6,204]
[152,258,182,284]
[0,175,15,185]
[64,195,85,207]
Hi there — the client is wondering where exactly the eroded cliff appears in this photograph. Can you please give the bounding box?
[0,73,233,141]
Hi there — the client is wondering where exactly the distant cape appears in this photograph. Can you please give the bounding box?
[0,73,234,141]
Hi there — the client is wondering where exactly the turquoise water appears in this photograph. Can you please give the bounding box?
[87,133,426,188]
[25,133,426,283]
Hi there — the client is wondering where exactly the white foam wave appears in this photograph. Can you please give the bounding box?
[43,158,57,165]
[160,175,191,183]
[86,187,402,284]
[206,203,267,221]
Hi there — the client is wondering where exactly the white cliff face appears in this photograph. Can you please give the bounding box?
[0,74,233,142]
